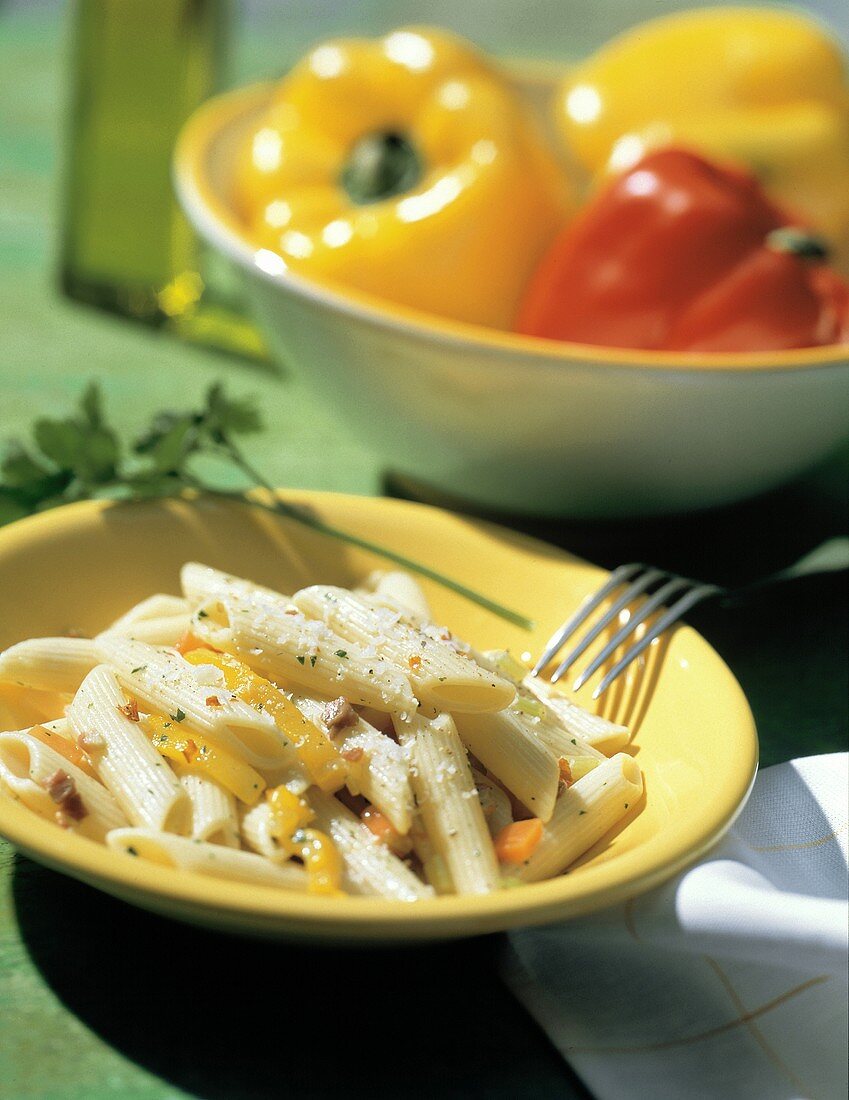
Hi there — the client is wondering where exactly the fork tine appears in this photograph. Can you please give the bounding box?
[531,563,645,676]
[591,583,723,698]
[571,577,691,693]
[550,568,667,683]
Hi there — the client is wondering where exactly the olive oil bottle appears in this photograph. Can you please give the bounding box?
[60,0,265,359]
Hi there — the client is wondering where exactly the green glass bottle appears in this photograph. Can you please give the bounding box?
[60,0,265,359]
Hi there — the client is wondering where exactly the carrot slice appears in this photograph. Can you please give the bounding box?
[494,818,543,864]
[361,807,413,856]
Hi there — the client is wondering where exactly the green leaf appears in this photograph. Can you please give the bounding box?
[142,418,196,475]
[33,417,86,470]
[203,383,262,441]
[0,489,30,526]
[80,382,104,429]
[33,415,118,485]
[77,426,119,483]
[1,442,53,490]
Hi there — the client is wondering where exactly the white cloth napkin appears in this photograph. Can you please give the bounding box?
[503,754,849,1100]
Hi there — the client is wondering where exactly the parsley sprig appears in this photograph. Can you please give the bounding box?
[0,383,532,629]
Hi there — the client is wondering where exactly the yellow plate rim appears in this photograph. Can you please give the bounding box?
[0,493,759,937]
[173,82,849,377]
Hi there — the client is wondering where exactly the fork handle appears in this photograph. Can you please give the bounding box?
[724,537,849,604]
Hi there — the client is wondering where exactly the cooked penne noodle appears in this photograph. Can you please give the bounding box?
[181,562,285,608]
[308,788,433,901]
[452,707,561,822]
[516,754,643,883]
[110,614,192,646]
[409,812,454,894]
[107,827,308,889]
[93,635,299,771]
[176,767,240,847]
[293,694,414,834]
[364,570,432,621]
[109,594,191,630]
[0,731,126,840]
[523,677,630,754]
[472,770,514,837]
[0,637,98,695]
[67,665,190,833]
[196,589,416,713]
[394,712,500,895]
[294,586,515,714]
[240,801,288,862]
[475,650,626,758]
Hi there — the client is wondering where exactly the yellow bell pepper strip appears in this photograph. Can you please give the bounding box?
[144,713,266,805]
[555,7,849,273]
[266,784,343,895]
[234,26,574,327]
[182,648,347,793]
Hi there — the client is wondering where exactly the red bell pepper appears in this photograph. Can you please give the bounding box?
[516,148,849,352]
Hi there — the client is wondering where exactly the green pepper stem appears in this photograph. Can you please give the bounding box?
[766,227,830,261]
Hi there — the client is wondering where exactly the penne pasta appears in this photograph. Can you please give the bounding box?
[0,731,126,840]
[107,827,308,889]
[294,694,414,834]
[4,564,645,899]
[180,562,284,608]
[523,677,630,754]
[93,635,299,771]
[110,615,192,646]
[516,754,643,883]
[452,707,561,822]
[109,594,191,630]
[193,588,417,714]
[308,788,433,901]
[0,636,98,695]
[363,570,432,621]
[67,665,190,833]
[394,712,500,895]
[176,766,240,846]
[240,800,289,862]
[293,586,515,714]
[472,769,514,837]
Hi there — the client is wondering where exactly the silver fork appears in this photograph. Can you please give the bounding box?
[532,538,849,699]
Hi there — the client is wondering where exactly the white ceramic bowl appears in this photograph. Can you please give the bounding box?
[174,82,849,518]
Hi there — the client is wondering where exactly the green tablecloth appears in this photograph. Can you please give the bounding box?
[1,5,846,1098]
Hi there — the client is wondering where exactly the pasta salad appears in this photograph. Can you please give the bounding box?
[0,564,641,900]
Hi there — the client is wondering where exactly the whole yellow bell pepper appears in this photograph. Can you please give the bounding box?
[555,7,849,272]
[234,27,574,327]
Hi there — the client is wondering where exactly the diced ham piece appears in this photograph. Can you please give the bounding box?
[322,697,357,736]
[44,768,88,822]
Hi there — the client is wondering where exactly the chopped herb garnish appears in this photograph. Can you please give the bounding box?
[197,609,208,619]
[126,846,138,857]
[309,654,317,668]
[578,810,587,815]
[296,655,305,666]
[0,382,533,629]
[170,709,186,723]
[335,650,348,659]
[131,666,147,675]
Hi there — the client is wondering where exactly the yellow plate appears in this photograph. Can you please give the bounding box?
[0,492,757,941]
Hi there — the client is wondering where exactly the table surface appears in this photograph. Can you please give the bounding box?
[1,4,847,1098]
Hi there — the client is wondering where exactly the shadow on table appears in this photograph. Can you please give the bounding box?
[12,856,589,1100]
[386,442,849,586]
